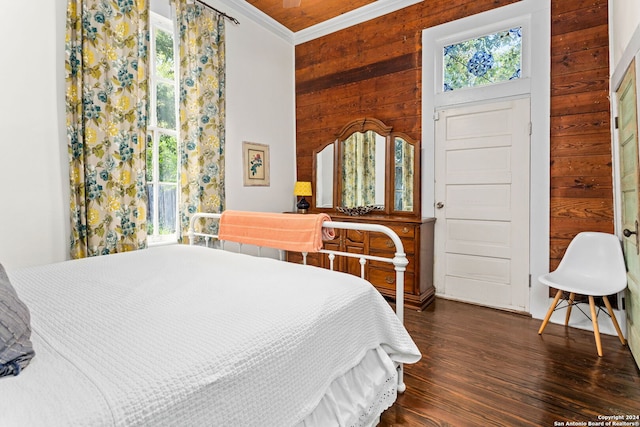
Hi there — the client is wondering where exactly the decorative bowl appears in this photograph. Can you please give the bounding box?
[336,205,383,216]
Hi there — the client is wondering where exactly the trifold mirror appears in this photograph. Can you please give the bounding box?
[313,117,419,216]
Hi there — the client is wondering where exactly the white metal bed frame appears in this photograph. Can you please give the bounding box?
[188,212,410,392]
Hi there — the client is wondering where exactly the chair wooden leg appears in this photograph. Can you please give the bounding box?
[565,292,575,326]
[539,289,563,335]
[602,296,627,345]
[588,296,603,357]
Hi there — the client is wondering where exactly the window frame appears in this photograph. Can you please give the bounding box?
[432,15,532,107]
[147,11,180,245]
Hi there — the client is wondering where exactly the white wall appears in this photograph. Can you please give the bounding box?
[0,0,69,270]
[214,0,297,213]
[0,0,295,269]
[610,0,640,72]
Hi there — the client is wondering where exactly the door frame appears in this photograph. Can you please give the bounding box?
[611,22,640,251]
[610,28,640,351]
[421,0,551,315]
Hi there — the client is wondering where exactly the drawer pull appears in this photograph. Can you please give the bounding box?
[385,240,394,248]
[385,276,395,284]
[402,227,410,234]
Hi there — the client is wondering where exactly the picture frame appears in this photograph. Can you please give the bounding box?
[242,141,270,186]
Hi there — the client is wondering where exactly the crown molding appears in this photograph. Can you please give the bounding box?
[215,0,295,44]
[215,0,423,45]
[293,0,423,45]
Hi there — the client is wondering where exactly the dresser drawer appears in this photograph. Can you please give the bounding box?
[388,224,415,238]
[369,223,416,253]
[368,267,414,293]
[346,228,366,244]
[369,235,415,254]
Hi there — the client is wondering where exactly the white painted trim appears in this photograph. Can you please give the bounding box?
[213,0,422,45]
[215,0,294,43]
[609,23,640,319]
[293,0,423,45]
[422,0,551,316]
[609,0,622,246]
[432,16,532,106]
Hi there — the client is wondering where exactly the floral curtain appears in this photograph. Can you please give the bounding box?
[342,131,376,207]
[174,0,226,239]
[66,0,150,259]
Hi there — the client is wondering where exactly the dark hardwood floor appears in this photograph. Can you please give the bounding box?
[380,298,640,427]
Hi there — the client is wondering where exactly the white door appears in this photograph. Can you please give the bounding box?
[434,98,530,311]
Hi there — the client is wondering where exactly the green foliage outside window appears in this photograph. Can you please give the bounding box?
[147,22,178,238]
[145,134,177,181]
[157,83,175,129]
[155,29,176,130]
[146,133,153,182]
[156,29,174,80]
[158,134,177,183]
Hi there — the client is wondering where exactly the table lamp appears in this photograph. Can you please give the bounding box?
[293,181,312,213]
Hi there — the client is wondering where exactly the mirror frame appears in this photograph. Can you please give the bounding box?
[335,118,391,212]
[312,117,421,217]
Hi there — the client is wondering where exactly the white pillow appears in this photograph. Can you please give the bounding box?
[0,263,35,377]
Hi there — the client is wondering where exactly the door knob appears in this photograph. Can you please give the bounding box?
[436,202,444,209]
[623,219,639,255]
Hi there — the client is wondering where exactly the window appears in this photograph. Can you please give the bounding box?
[147,12,179,243]
[443,27,522,92]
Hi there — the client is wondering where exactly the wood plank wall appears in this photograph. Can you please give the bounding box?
[549,0,612,269]
[295,0,613,270]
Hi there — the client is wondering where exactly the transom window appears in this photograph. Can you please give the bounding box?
[443,27,522,92]
[146,12,179,243]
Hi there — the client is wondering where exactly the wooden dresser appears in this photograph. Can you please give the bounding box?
[287,214,435,310]
[296,116,431,309]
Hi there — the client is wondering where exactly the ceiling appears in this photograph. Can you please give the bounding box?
[213,0,422,44]
[245,0,378,33]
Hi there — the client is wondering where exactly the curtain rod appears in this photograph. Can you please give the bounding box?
[191,0,240,25]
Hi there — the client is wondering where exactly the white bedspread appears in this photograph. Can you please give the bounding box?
[0,245,420,426]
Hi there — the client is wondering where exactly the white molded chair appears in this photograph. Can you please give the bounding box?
[538,232,628,356]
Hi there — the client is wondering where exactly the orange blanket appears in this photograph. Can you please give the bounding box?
[217,211,335,253]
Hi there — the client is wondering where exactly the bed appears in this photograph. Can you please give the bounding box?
[0,212,421,426]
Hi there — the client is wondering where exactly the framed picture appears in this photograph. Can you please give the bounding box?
[242,141,270,186]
